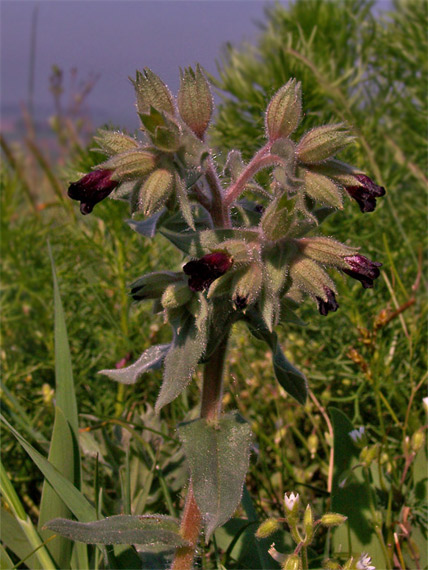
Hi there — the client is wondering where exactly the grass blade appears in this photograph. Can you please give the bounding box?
[37,245,83,568]
[0,462,56,570]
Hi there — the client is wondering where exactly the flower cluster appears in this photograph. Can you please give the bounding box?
[68,68,385,385]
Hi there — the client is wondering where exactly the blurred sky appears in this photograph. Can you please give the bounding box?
[1,0,392,132]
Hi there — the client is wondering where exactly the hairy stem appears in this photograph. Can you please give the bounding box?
[224,142,276,207]
[170,483,202,570]
[205,157,231,228]
[171,333,230,569]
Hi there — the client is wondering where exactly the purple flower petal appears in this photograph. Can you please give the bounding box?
[183,252,233,292]
[68,169,118,214]
[343,254,382,288]
[345,174,385,213]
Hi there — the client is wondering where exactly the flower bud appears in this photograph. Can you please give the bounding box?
[232,264,263,309]
[178,64,213,139]
[266,79,302,141]
[261,193,295,240]
[183,252,233,292]
[93,129,139,156]
[161,282,192,309]
[308,434,319,457]
[68,169,118,215]
[320,512,347,527]
[411,430,425,453]
[303,504,314,543]
[297,124,354,164]
[289,257,336,301]
[296,237,358,268]
[130,271,182,301]
[132,68,175,116]
[100,149,158,181]
[137,168,174,216]
[138,107,181,152]
[302,169,343,209]
[282,554,303,570]
[256,518,281,538]
[360,444,379,467]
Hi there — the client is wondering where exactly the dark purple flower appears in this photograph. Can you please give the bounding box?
[343,254,382,288]
[316,287,339,316]
[68,169,118,215]
[234,295,248,310]
[183,252,233,292]
[345,174,385,213]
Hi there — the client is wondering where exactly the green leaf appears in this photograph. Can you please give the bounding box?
[162,207,212,233]
[272,345,308,405]
[0,543,14,570]
[38,408,75,568]
[0,508,43,569]
[126,209,166,238]
[174,172,195,230]
[0,415,97,523]
[159,227,259,257]
[0,463,56,570]
[37,246,83,569]
[178,411,253,540]
[48,243,80,443]
[44,515,188,548]
[329,408,385,569]
[155,302,209,412]
[244,309,307,404]
[99,344,170,385]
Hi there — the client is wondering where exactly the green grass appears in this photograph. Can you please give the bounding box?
[1,0,426,568]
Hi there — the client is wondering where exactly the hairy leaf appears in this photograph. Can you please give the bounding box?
[179,411,253,540]
[99,344,170,385]
[156,299,209,411]
[244,309,307,404]
[44,515,187,548]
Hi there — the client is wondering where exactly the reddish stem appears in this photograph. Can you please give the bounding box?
[170,334,230,569]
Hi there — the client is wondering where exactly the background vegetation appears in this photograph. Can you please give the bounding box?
[1,0,426,568]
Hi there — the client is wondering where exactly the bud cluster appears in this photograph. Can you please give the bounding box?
[258,492,349,570]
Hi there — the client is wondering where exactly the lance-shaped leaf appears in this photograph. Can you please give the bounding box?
[99,344,170,385]
[155,299,209,412]
[44,515,188,548]
[126,209,166,238]
[159,227,259,257]
[244,309,307,404]
[174,171,195,230]
[93,129,139,156]
[179,412,253,540]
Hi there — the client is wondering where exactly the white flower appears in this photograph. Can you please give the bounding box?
[349,426,365,443]
[423,397,428,413]
[268,543,286,564]
[284,491,300,512]
[356,552,375,570]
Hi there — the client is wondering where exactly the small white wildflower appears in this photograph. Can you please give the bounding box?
[349,426,365,443]
[268,542,286,564]
[284,491,300,512]
[423,396,428,413]
[356,552,375,570]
